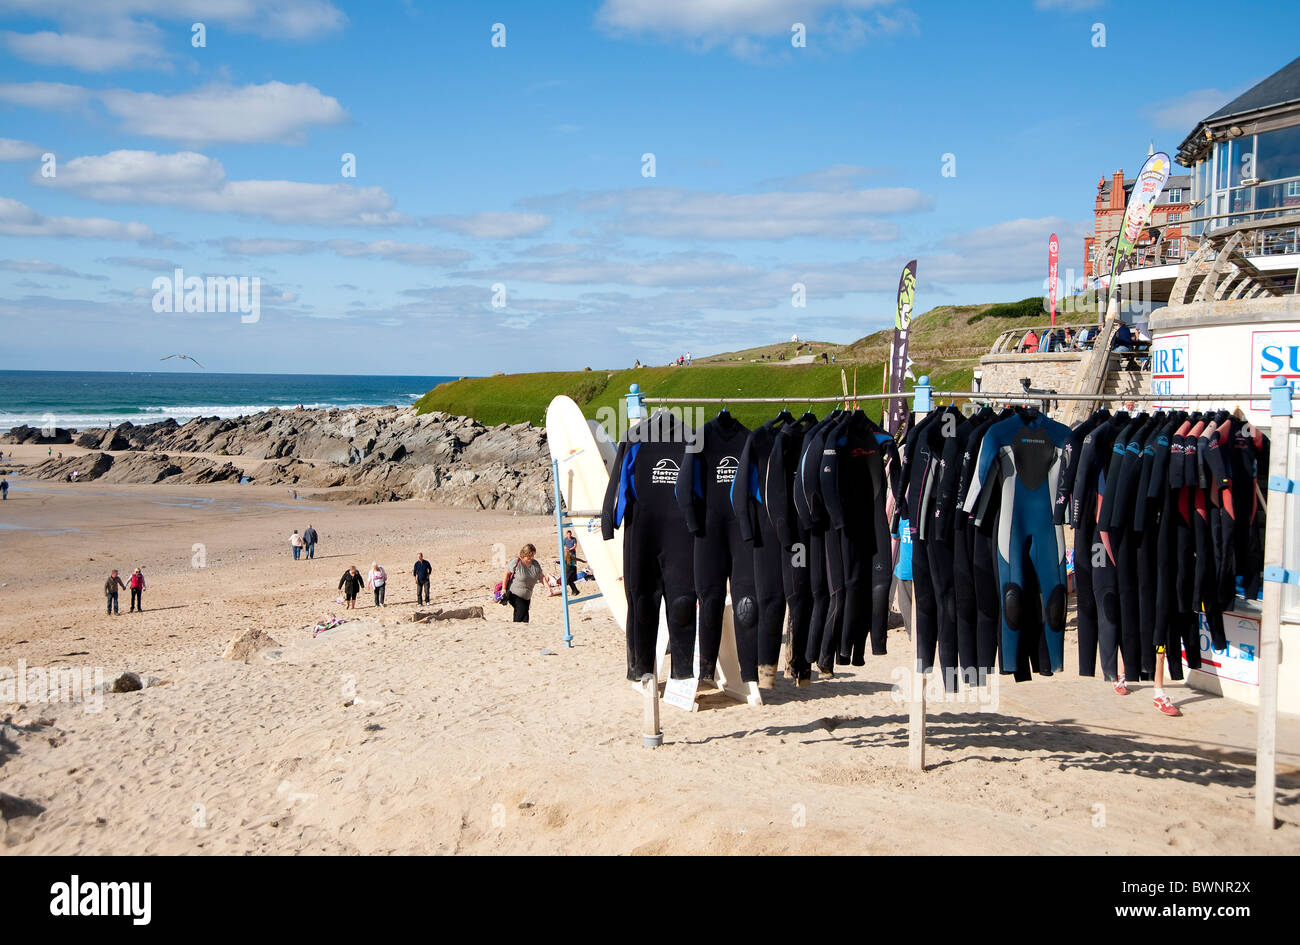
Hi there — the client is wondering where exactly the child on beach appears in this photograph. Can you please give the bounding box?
[368,562,387,607]
[338,566,363,609]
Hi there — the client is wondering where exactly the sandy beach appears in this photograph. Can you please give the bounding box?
[1,445,1298,855]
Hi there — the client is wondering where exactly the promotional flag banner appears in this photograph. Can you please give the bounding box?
[887,260,918,435]
[1048,233,1059,327]
[1108,152,1172,304]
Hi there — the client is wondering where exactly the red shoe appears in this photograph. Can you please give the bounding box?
[1113,678,1129,696]
[1154,695,1181,717]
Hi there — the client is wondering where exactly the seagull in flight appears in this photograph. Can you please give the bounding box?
[160,354,205,368]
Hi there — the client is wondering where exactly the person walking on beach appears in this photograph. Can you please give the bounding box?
[290,529,304,560]
[338,565,363,610]
[302,524,318,560]
[413,553,432,605]
[368,562,387,607]
[104,569,126,615]
[128,567,146,612]
[500,544,548,623]
[1,478,8,500]
[562,530,582,596]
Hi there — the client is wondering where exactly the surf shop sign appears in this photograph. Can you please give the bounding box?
[1150,333,1188,407]
[1251,329,1300,412]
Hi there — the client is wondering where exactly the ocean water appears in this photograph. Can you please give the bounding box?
[0,370,456,432]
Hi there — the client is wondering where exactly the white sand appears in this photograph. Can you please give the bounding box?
[1,467,1298,854]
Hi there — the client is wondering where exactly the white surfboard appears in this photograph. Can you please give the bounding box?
[587,419,617,471]
[547,396,627,631]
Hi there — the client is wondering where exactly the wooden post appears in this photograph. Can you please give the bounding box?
[909,671,926,771]
[1256,378,1291,829]
[641,673,662,748]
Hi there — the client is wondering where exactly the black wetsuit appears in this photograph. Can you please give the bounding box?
[601,410,698,681]
[734,417,788,674]
[767,414,818,679]
[677,412,758,682]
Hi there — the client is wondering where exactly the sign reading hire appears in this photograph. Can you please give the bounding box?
[1251,329,1300,411]
[1150,333,1188,407]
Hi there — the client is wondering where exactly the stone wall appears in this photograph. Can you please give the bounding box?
[978,352,1150,399]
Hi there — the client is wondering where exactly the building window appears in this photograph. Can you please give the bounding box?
[1168,188,1182,202]
[1169,212,1181,223]
[1288,181,1300,198]
[1168,239,1181,258]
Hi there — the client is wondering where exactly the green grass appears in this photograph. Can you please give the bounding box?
[416,296,1071,426]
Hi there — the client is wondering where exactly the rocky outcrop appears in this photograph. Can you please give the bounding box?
[23,407,554,513]
[2,424,73,445]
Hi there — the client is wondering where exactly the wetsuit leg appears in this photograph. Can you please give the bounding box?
[1073,510,1099,676]
[911,531,938,674]
[821,526,846,669]
[868,499,894,657]
[804,530,831,671]
[753,516,787,671]
[927,535,959,691]
[1025,517,1067,673]
[838,528,872,665]
[1113,528,1143,680]
[1136,515,1159,677]
[952,517,979,688]
[1092,530,1121,681]
[625,509,696,681]
[728,516,760,683]
[782,525,813,678]
[971,524,1000,683]
[694,525,731,681]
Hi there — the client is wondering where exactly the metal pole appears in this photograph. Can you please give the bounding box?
[1256,377,1291,829]
[908,377,930,771]
[641,673,662,748]
[552,458,574,648]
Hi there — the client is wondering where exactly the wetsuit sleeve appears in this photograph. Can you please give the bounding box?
[963,422,999,515]
[933,429,964,540]
[600,440,630,540]
[793,435,814,531]
[820,433,846,530]
[1053,429,1086,526]
[733,431,758,542]
[768,433,796,547]
[675,444,703,536]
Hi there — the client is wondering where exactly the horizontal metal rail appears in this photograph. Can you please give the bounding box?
[644,390,1263,405]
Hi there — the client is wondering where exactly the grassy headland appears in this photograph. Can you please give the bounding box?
[415,296,1095,427]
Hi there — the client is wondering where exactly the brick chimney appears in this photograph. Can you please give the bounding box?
[1111,170,1125,209]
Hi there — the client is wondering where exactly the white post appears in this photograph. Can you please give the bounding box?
[1256,378,1291,829]
[909,671,926,771]
[641,673,662,748]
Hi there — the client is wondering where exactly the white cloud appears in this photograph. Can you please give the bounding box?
[0,196,156,242]
[100,82,348,145]
[462,251,762,287]
[100,256,178,269]
[218,237,470,267]
[0,137,42,161]
[0,0,346,41]
[39,150,403,226]
[1140,87,1240,131]
[0,258,106,280]
[0,81,347,145]
[595,0,909,55]
[531,185,928,239]
[1,20,166,72]
[931,216,1090,284]
[0,81,90,109]
[759,164,891,191]
[426,212,552,239]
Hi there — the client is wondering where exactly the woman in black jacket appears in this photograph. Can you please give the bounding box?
[338,565,364,610]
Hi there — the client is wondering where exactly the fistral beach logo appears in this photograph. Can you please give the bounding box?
[715,455,739,484]
[152,267,260,324]
[49,876,151,925]
[651,458,679,484]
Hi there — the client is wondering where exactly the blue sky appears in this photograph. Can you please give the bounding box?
[1,0,1297,376]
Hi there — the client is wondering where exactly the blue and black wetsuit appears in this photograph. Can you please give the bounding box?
[601,410,698,681]
[733,418,788,676]
[795,411,842,673]
[767,414,818,680]
[965,409,1071,677]
[676,411,757,683]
